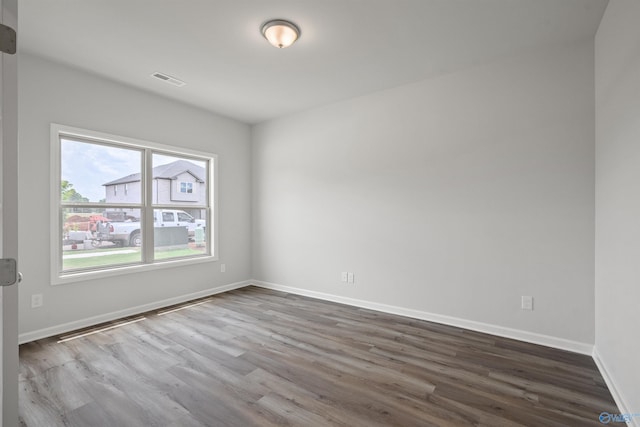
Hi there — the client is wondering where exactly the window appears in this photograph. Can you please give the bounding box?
[52,124,217,283]
[180,182,193,194]
[177,212,192,222]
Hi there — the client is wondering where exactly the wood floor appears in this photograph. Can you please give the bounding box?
[20,286,617,426]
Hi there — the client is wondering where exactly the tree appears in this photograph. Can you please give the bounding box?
[61,180,89,203]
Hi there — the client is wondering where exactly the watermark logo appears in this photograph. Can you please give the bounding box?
[599,412,640,424]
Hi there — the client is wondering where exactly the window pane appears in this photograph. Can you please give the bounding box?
[154,208,207,260]
[152,154,207,205]
[61,138,142,203]
[62,207,142,271]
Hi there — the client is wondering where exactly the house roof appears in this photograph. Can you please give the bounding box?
[103,160,206,186]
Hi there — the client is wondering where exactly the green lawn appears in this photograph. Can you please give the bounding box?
[155,248,207,260]
[62,247,207,271]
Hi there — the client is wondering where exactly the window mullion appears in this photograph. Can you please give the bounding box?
[142,149,155,263]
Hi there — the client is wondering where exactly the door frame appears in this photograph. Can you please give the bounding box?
[1,0,19,424]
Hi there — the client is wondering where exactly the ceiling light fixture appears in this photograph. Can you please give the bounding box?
[261,19,300,49]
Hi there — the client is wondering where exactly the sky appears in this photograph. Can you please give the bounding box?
[61,139,204,202]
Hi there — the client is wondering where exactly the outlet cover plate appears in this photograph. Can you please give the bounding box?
[521,296,533,310]
[31,294,43,308]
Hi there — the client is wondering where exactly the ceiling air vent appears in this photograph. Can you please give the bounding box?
[151,72,186,87]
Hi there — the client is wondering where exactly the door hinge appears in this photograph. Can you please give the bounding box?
[0,23,17,54]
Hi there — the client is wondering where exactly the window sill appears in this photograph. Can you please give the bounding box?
[52,254,218,286]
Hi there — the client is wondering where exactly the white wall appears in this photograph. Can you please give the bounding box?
[595,0,640,418]
[18,53,252,338]
[252,41,596,346]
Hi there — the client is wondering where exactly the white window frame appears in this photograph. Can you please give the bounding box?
[180,182,193,194]
[50,124,218,285]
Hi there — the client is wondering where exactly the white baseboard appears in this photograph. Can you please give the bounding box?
[18,280,252,344]
[250,280,594,355]
[593,347,639,427]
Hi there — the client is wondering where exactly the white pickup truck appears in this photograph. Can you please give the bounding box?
[96,209,205,247]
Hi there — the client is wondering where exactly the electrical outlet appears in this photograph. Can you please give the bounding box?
[341,272,348,282]
[347,273,354,283]
[221,263,226,273]
[31,294,43,309]
[521,296,533,310]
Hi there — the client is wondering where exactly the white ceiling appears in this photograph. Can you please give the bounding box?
[19,0,607,124]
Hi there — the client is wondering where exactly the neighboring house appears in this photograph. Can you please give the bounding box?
[103,159,206,219]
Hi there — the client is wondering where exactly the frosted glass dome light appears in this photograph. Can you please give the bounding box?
[261,19,300,49]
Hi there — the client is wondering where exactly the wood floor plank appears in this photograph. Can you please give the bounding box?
[19,286,618,426]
